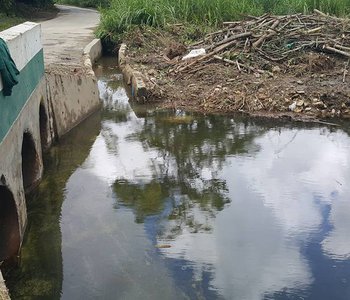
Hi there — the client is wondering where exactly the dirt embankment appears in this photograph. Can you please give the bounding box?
[122,11,350,122]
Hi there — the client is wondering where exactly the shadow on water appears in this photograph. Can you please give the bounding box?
[5,56,350,300]
[6,111,101,299]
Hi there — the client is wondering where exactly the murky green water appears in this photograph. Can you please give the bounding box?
[6,57,350,300]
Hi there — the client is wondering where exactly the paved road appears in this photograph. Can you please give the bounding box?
[41,5,99,66]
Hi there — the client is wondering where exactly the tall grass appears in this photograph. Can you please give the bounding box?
[97,0,350,41]
[0,14,24,31]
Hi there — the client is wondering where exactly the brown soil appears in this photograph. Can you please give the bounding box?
[122,21,350,122]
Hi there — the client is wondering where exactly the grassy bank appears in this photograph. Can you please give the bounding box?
[0,15,24,31]
[0,1,57,32]
[97,0,350,43]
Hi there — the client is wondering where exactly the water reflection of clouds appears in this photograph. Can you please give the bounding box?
[239,130,327,234]
[158,128,350,299]
[322,198,350,260]
[92,77,350,298]
[300,131,350,260]
[158,167,312,300]
[212,190,312,300]
[245,129,350,260]
[87,119,164,184]
[230,129,350,297]
[88,82,177,185]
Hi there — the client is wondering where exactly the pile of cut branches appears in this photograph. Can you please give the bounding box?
[123,10,350,120]
[171,9,350,75]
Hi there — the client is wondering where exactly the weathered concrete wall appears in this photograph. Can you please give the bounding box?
[0,22,42,85]
[0,21,46,241]
[0,22,48,300]
[0,22,45,142]
[0,78,47,232]
[83,39,102,68]
[45,38,102,137]
[46,70,100,137]
[0,21,102,250]
[118,43,148,101]
[0,21,102,297]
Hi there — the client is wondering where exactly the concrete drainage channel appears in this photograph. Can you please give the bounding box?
[0,23,102,299]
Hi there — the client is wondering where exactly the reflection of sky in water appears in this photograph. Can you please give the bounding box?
[86,81,173,184]
[157,130,350,299]
[62,64,350,300]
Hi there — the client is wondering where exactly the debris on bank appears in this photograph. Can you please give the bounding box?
[174,10,350,73]
[122,9,350,121]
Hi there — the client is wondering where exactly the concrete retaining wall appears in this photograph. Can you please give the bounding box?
[0,21,102,237]
[83,38,102,71]
[0,22,44,142]
[45,38,101,138]
[118,43,148,101]
[0,22,47,300]
[0,22,102,297]
[0,22,41,85]
[46,70,100,137]
[0,78,46,230]
[0,21,45,241]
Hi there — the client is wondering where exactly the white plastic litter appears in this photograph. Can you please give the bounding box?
[182,48,206,60]
[289,101,297,111]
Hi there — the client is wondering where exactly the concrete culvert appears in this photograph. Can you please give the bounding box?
[0,186,20,263]
[39,103,49,151]
[21,132,40,192]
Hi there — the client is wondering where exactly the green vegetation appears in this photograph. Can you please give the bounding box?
[1,0,54,13]
[55,0,109,8]
[0,0,56,31]
[0,15,24,31]
[97,0,350,42]
[0,0,13,12]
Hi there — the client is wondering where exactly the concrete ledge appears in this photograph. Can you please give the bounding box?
[45,67,100,138]
[123,64,134,85]
[46,37,102,138]
[118,43,149,101]
[131,71,148,99]
[0,22,42,93]
[83,38,102,63]
[118,43,127,67]
[83,38,102,76]
[0,22,42,73]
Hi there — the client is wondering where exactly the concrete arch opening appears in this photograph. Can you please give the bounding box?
[39,103,49,151]
[21,131,40,193]
[0,186,20,263]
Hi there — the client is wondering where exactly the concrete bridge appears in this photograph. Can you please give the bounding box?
[0,6,102,295]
